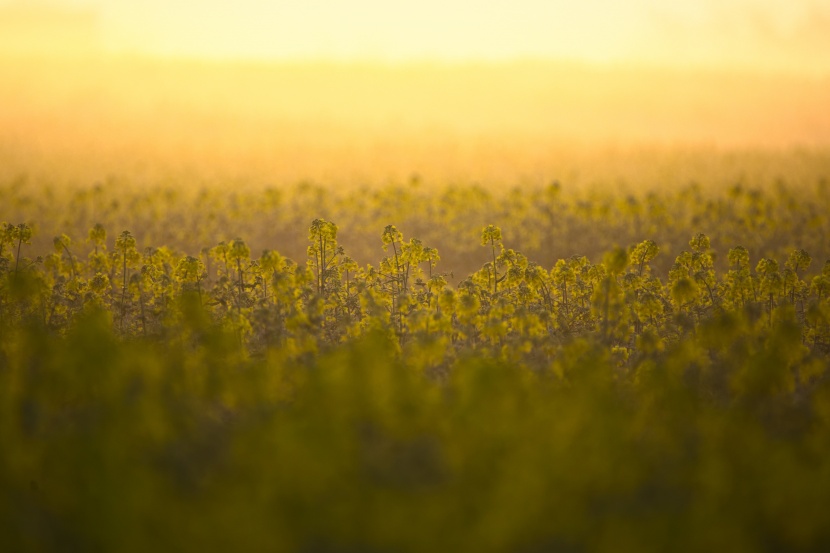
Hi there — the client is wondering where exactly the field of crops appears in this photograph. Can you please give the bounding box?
[3,144,830,551]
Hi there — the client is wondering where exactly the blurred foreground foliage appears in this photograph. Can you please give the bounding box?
[2,182,830,551]
[3,302,830,552]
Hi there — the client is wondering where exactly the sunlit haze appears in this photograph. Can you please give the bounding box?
[1,0,829,188]
[2,0,828,71]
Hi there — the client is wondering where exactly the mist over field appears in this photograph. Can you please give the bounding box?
[2,0,829,191]
[2,56,829,189]
[3,49,829,276]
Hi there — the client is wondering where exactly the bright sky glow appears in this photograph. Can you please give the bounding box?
[4,0,829,72]
[2,1,830,185]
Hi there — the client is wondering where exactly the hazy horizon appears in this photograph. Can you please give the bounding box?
[2,1,829,189]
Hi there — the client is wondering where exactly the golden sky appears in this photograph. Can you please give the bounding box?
[1,0,829,184]
[3,0,830,73]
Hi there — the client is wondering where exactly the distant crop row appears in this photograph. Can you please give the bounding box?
[2,218,829,366]
[3,174,830,281]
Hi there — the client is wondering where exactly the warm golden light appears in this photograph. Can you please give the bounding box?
[3,0,830,71]
[70,1,822,73]
[1,1,829,187]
